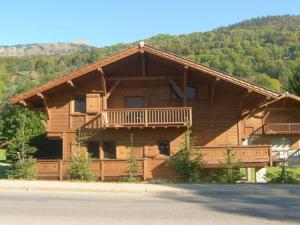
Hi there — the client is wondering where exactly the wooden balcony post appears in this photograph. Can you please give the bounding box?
[101,160,105,181]
[145,109,148,126]
[143,158,148,180]
[59,160,63,181]
[268,146,273,167]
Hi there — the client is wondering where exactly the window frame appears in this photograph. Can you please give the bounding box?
[102,141,116,159]
[73,95,86,113]
[87,141,100,159]
[158,140,170,156]
[186,85,197,100]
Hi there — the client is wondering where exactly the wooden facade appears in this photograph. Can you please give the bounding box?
[10,43,300,180]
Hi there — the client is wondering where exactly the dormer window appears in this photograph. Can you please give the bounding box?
[74,95,86,113]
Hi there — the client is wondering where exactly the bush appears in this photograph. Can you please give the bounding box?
[218,148,243,183]
[67,152,95,181]
[167,124,206,182]
[8,157,37,180]
[267,166,300,184]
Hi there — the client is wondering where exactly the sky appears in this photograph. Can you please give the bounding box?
[0,0,299,47]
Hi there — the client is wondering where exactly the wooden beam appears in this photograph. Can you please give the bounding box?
[20,100,27,106]
[183,66,188,106]
[67,80,75,88]
[98,68,107,95]
[239,89,252,112]
[107,76,181,81]
[168,78,183,98]
[210,78,220,106]
[140,50,146,77]
[106,80,120,99]
[37,93,51,120]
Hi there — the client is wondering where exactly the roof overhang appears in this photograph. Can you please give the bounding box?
[10,44,281,105]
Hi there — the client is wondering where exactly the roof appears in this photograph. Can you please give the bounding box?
[10,43,283,104]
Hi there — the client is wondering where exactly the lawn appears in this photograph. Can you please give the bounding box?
[0,150,6,161]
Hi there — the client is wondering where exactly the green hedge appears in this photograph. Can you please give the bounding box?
[267,167,300,184]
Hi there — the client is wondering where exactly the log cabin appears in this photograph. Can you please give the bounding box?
[10,43,300,181]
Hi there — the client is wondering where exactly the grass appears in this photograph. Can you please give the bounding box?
[0,163,10,179]
[240,168,256,182]
[0,150,6,161]
[266,166,300,183]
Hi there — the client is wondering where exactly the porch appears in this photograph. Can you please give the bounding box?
[36,145,271,180]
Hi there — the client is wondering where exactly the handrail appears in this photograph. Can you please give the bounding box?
[80,107,192,134]
[264,123,300,134]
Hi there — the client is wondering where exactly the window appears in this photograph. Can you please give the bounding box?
[187,85,196,100]
[74,95,86,113]
[158,141,170,156]
[87,142,99,159]
[103,141,116,159]
[124,96,144,108]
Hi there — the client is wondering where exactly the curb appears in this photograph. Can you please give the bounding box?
[0,185,299,196]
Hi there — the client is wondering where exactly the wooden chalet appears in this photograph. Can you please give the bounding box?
[10,43,300,181]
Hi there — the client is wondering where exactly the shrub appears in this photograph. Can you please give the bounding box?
[267,165,300,184]
[218,148,243,183]
[167,124,206,182]
[67,152,94,181]
[8,157,37,180]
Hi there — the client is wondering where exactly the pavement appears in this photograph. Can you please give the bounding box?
[0,189,299,225]
[0,180,299,196]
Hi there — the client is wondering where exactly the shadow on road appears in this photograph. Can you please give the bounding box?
[152,184,300,222]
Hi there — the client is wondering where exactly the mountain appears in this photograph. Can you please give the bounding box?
[0,42,95,57]
[1,15,300,96]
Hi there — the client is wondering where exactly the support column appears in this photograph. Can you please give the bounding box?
[245,168,252,183]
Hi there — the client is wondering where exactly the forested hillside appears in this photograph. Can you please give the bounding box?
[0,15,300,152]
[1,15,300,99]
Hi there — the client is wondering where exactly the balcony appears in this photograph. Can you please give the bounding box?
[264,123,300,134]
[81,107,192,135]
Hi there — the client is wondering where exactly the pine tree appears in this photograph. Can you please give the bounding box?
[288,64,300,96]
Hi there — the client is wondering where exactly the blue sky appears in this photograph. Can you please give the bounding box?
[0,0,299,47]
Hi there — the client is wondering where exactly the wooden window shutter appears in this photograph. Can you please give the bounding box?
[86,93,100,113]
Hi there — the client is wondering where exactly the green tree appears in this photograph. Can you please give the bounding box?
[288,64,300,95]
[167,124,206,182]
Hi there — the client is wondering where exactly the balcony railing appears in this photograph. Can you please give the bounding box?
[80,107,192,136]
[264,123,300,134]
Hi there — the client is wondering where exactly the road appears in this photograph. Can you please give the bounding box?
[0,189,299,225]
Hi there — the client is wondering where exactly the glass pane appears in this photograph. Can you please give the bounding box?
[74,95,86,112]
[187,86,196,99]
[88,142,99,159]
[158,141,170,155]
[103,141,116,159]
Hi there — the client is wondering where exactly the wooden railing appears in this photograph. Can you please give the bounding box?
[196,145,272,167]
[36,145,272,180]
[264,123,300,134]
[81,107,192,134]
[103,107,192,127]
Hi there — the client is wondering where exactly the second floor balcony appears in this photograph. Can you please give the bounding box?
[81,107,192,133]
[264,123,300,134]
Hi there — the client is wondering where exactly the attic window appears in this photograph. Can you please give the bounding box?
[74,95,86,113]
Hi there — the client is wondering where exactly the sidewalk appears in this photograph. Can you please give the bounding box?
[0,180,299,196]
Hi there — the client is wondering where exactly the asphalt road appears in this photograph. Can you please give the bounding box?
[0,190,299,225]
